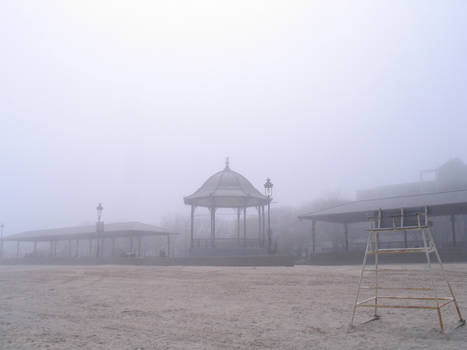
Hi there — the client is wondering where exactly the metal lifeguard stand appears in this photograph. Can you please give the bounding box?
[350,206,465,332]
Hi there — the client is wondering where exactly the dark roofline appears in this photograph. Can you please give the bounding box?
[4,222,179,242]
[4,230,177,242]
[298,188,467,223]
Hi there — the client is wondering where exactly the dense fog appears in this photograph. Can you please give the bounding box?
[2,1,467,236]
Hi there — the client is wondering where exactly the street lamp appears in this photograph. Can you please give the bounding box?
[264,178,273,197]
[97,203,103,223]
[264,178,273,253]
[96,203,103,257]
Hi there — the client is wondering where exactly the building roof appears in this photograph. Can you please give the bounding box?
[184,160,268,208]
[4,222,178,241]
[298,189,467,223]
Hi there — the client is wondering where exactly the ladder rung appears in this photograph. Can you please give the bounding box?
[367,247,434,255]
[377,296,453,301]
[361,286,433,291]
[357,304,438,310]
[358,296,451,302]
[369,225,430,232]
[364,268,424,273]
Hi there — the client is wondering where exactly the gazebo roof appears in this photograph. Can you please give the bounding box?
[184,160,268,208]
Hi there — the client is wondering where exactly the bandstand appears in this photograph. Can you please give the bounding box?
[184,159,272,254]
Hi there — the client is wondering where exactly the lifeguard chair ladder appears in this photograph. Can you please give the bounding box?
[350,206,465,333]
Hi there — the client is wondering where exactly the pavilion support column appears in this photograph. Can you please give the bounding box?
[243,207,247,247]
[190,205,195,249]
[464,216,467,251]
[68,239,72,257]
[101,237,105,257]
[167,234,171,258]
[344,223,349,252]
[311,220,317,254]
[130,236,134,254]
[76,240,80,258]
[50,241,53,257]
[137,236,142,257]
[111,237,115,257]
[89,239,92,257]
[210,208,216,248]
[450,214,457,248]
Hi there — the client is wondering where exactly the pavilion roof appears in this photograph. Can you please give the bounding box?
[298,189,467,223]
[4,222,179,241]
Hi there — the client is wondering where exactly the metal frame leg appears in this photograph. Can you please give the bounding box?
[421,228,443,332]
[427,227,465,327]
[350,232,372,327]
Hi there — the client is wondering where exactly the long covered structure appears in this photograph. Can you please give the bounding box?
[298,189,467,253]
[184,159,271,251]
[2,222,178,259]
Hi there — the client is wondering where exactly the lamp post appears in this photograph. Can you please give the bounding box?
[0,224,4,259]
[96,203,103,257]
[264,178,273,253]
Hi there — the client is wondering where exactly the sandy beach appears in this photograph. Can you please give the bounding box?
[0,264,466,350]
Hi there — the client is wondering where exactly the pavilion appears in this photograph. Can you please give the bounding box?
[2,222,178,259]
[298,189,467,253]
[184,159,272,252]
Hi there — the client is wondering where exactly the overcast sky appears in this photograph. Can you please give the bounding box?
[1,1,467,234]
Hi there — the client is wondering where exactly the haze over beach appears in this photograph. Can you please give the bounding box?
[2,1,467,349]
[2,1,467,234]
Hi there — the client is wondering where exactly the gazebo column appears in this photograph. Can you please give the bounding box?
[68,239,72,257]
[450,214,457,247]
[76,239,80,258]
[243,207,247,247]
[344,223,349,252]
[237,208,241,243]
[262,205,266,247]
[210,207,216,248]
[130,235,134,253]
[257,206,262,245]
[89,239,92,257]
[190,205,195,248]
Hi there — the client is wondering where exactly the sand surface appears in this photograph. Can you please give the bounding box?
[0,264,466,349]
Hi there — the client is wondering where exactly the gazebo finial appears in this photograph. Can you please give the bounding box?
[225,157,230,169]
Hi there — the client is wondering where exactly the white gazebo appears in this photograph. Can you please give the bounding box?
[184,159,271,250]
